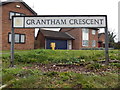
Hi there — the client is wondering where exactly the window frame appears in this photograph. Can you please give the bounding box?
[82,28,89,47]
[8,33,26,44]
[9,11,25,20]
[82,40,89,46]
[15,34,20,43]
[20,34,25,43]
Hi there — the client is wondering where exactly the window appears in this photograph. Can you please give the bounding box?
[15,13,21,16]
[9,12,25,19]
[9,12,15,19]
[92,30,96,35]
[92,40,96,47]
[8,33,11,42]
[20,35,25,43]
[82,28,89,46]
[15,34,20,43]
[8,33,25,43]
[83,40,88,46]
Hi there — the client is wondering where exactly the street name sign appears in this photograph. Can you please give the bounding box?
[13,15,107,28]
[10,15,109,67]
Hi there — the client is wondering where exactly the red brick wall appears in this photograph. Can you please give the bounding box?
[98,33,105,43]
[1,2,36,50]
[35,31,45,49]
[60,28,98,49]
[98,33,105,47]
[89,29,98,48]
[60,28,82,49]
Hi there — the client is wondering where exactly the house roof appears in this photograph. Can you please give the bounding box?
[0,0,37,15]
[59,28,99,32]
[39,29,75,40]
[98,33,105,38]
[89,28,99,30]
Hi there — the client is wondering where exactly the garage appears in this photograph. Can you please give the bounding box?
[35,29,74,50]
[46,39,67,49]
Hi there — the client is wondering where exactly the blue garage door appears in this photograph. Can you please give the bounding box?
[46,39,67,49]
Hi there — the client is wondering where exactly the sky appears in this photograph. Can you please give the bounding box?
[1,0,119,42]
[24,0,119,42]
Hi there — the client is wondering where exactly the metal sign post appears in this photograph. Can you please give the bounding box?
[10,15,109,67]
[105,27,109,65]
[10,27,15,67]
[104,16,109,65]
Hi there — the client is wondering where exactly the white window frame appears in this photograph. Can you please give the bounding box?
[9,11,25,19]
[9,12,15,19]
[8,33,11,43]
[15,34,20,43]
[20,35,25,43]
[8,33,25,43]
[82,28,89,46]
[15,13,21,16]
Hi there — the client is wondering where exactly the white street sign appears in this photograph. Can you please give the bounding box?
[13,15,107,28]
[11,15,109,67]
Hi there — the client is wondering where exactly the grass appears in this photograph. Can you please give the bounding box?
[2,49,119,64]
[2,49,120,88]
[2,67,119,88]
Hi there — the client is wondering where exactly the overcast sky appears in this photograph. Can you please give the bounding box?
[1,0,119,41]
[23,0,119,41]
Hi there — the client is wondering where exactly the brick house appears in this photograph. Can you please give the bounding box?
[0,0,37,50]
[60,28,99,49]
[35,28,99,50]
[98,33,105,48]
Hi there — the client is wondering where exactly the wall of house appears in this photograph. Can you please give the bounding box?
[98,33,105,47]
[60,28,98,49]
[89,29,98,48]
[98,34,105,43]
[35,31,45,49]
[1,2,35,50]
[60,28,82,49]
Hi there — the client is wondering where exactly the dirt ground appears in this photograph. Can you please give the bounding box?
[22,63,119,75]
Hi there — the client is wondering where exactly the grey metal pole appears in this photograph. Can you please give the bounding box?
[105,27,109,65]
[10,28,15,67]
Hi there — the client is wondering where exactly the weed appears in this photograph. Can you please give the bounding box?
[110,63,120,68]
[43,72,59,77]
[85,63,102,70]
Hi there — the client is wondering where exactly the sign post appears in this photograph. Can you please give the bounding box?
[11,15,109,67]
[105,26,109,65]
[10,27,15,67]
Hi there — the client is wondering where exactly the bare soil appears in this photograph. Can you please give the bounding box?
[22,63,119,75]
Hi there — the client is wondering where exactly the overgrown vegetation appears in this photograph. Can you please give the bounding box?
[2,49,120,64]
[2,49,120,88]
[2,68,119,88]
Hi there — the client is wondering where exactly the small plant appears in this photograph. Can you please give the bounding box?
[43,72,59,78]
[110,63,120,68]
[86,63,102,70]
